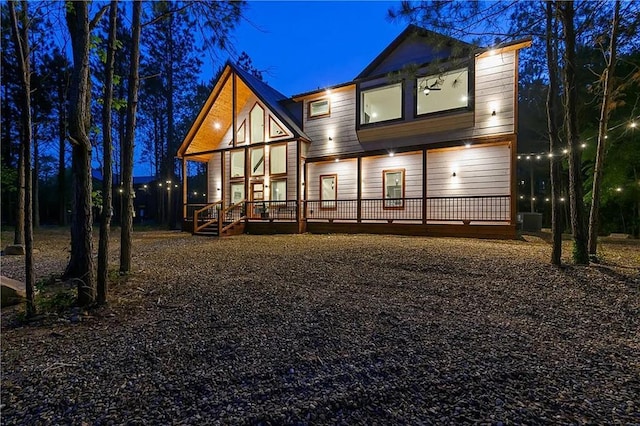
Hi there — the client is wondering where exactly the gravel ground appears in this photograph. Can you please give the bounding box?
[1,229,639,424]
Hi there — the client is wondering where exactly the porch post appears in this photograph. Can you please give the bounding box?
[296,140,301,224]
[182,157,187,221]
[232,72,237,147]
[357,157,362,223]
[510,139,517,225]
[422,149,427,225]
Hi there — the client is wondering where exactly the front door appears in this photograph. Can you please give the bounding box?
[251,182,266,218]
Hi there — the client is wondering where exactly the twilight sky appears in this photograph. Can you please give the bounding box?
[215,1,406,96]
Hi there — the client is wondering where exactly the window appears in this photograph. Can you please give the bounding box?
[309,98,330,118]
[320,174,337,209]
[383,169,404,208]
[360,83,402,124]
[417,68,469,116]
[270,144,287,175]
[270,179,286,201]
[230,182,245,205]
[236,121,246,144]
[269,117,287,138]
[250,104,264,143]
[250,147,264,176]
[230,150,244,178]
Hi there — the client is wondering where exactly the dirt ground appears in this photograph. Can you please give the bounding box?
[1,228,639,424]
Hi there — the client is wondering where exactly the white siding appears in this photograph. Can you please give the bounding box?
[207,152,223,203]
[304,51,517,156]
[306,159,358,200]
[304,88,361,158]
[426,144,510,197]
[361,152,423,199]
[286,141,297,200]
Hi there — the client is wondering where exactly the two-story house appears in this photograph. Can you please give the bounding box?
[177,25,531,238]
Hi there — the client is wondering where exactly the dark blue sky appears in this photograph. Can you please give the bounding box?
[221,1,406,96]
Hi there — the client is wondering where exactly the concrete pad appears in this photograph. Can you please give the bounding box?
[1,276,26,307]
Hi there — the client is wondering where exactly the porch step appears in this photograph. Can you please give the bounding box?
[193,221,246,237]
[194,223,220,237]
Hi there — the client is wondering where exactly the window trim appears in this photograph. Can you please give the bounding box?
[236,120,246,144]
[383,168,405,210]
[249,102,265,144]
[319,174,337,210]
[269,143,287,176]
[250,146,265,177]
[414,64,474,119]
[357,81,405,129]
[308,98,331,119]
[230,181,245,205]
[230,149,245,178]
[270,178,287,201]
[268,116,288,139]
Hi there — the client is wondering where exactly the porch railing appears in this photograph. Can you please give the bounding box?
[220,199,247,234]
[245,200,298,221]
[305,195,510,223]
[193,200,223,233]
[185,195,511,227]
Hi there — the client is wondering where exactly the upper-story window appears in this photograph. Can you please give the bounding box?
[360,82,402,125]
[309,98,330,118]
[250,103,264,143]
[416,68,469,116]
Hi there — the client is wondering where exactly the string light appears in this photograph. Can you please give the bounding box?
[516,115,639,159]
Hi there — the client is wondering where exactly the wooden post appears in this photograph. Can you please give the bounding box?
[510,139,517,225]
[422,149,427,225]
[357,157,362,223]
[232,72,237,148]
[182,157,187,221]
[296,140,301,225]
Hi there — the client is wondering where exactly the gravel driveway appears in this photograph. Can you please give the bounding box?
[2,230,639,424]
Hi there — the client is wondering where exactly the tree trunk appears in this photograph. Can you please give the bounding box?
[559,1,589,265]
[58,81,67,226]
[545,1,563,266]
[166,14,176,229]
[120,0,141,274]
[64,1,99,305]
[14,133,25,245]
[588,0,620,257]
[98,0,118,305]
[33,126,40,228]
[9,0,35,316]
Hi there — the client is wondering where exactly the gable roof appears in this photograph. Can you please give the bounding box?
[355,24,476,80]
[233,64,308,141]
[177,62,309,161]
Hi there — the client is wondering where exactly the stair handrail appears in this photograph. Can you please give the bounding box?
[193,200,223,234]
[220,199,247,235]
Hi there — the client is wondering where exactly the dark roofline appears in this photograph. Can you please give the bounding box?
[355,24,476,80]
[290,80,355,100]
[231,63,310,141]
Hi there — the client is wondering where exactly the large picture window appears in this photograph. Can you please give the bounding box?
[250,104,264,143]
[270,179,286,201]
[250,147,264,176]
[383,169,404,209]
[360,83,402,124]
[270,144,287,175]
[417,68,469,116]
[320,174,337,209]
[230,150,244,178]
